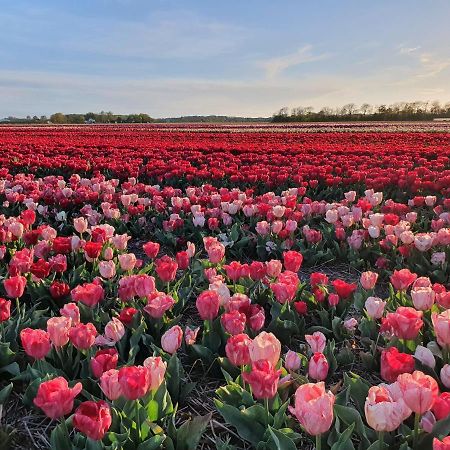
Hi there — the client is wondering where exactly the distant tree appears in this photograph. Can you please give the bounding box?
[360,103,372,115]
[50,112,67,124]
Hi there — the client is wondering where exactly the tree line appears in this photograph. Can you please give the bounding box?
[272,101,450,122]
[1,111,154,124]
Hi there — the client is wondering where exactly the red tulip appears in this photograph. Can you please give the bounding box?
[0,298,11,322]
[380,347,415,382]
[91,348,119,378]
[71,282,104,307]
[84,241,103,259]
[283,250,303,272]
[52,237,72,254]
[390,269,417,291]
[331,279,357,299]
[49,281,70,300]
[73,400,112,440]
[225,333,252,366]
[242,360,281,399]
[3,275,26,298]
[69,322,97,350]
[432,392,450,421]
[155,256,178,283]
[310,272,329,288]
[221,310,246,335]
[433,437,450,450]
[118,307,138,325]
[385,307,423,340]
[33,377,82,419]
[20,328,51,360]
[118,365,150,400]
[143,241,160,259]
[196,290,220,320]
[175,251,190,270]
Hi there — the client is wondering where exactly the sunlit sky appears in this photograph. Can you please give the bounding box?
[2,0,450,117]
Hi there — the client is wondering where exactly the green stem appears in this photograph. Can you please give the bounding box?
[135,400,141,442]
[413,412,420,449]
[240,365,246,390]
[379,431,384,450]
[15,298,20,318]
[316,434,322,450]
[264,398,270,426]
[60,416,70,443]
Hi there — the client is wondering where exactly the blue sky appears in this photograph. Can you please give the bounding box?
[1,0,450,117]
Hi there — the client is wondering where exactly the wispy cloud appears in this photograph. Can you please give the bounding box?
[399,46,421,54]
[397,44,450,78]
[259,45,330,79]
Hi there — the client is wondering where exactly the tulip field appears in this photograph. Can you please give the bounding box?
[1,123,450,450]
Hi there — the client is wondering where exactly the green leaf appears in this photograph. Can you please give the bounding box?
[334,404,374,446]
[0,383,13,405]
[50,423,70,450]
[330,423,355,450]
[267,426,297,450]
[137,435,166,450]
[0,362,20,376]
[344,373,371,415]
[273,400,289,429]
[85,439,103,450]
[214,400,266,446]
[175,412,212,450]
[167,354,182,404]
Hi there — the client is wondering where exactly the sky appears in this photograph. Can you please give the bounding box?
[1,0,450,117]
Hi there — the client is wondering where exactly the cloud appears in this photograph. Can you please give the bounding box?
[259,45,330,79]
[398,45,450,78]
[1,66,449,118]
[399,46,421,54]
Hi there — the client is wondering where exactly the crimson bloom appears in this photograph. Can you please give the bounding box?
[34,377,82,419]
[390,269,418,291]
[73,400,112,440]
[380,347,415,382]
[20,328,51,360]
[242,360,281,399]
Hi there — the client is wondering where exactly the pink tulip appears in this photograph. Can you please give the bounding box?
[289,382,335,436]
[305,332,326,353]
[432,310,450,348]
[143,356,167,391]
[47,317,71,347]
[365,383,411,432]
[144,292,175,319]
[308,353,329,381]
[360,271,378,290]
[285,350,301,371]
[98,260,116,279]
[248,332,281,367]
[412,286,435,310]
[104,318,125,343]
[441,364,450,389]
[397,370,439,414]
[365,297,386,319]
[99,369,122,400]
[161,326,183,354]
